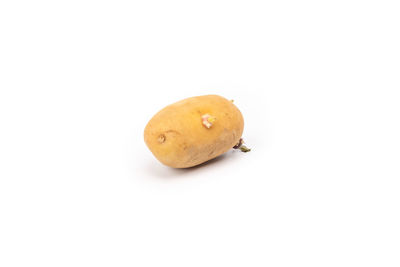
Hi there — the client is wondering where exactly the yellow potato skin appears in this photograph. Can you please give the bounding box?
[144,95,244,168]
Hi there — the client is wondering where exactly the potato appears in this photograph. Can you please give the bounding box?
[144,95,245,168]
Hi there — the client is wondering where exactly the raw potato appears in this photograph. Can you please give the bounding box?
[144,95,244,168]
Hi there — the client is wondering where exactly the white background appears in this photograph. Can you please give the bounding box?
[1,0,399,266]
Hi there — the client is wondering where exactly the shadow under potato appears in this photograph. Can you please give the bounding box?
[148,150,241,178]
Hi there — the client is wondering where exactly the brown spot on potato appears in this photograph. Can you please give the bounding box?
[157,134,166,144]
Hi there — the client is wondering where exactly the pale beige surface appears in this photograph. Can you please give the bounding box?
[144,95,244,168]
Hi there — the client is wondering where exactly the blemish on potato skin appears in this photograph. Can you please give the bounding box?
[158,130,181,144]
[157,134,166,143]
[164,129,181,135]
[208,149,215,157]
